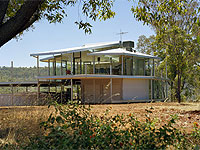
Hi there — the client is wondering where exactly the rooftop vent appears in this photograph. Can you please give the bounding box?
[123,41,134,49]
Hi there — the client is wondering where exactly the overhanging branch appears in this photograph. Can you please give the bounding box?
[0,0,44,47]
[0,0,9,24]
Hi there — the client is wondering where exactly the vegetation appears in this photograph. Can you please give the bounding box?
[0,66,48,82]
[1,102,199,149]
[133,0,200,102]
[0,0,115,47]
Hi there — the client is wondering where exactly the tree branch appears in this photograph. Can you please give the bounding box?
[0,0,9,24]
[18,12,40,34]
[0,0,44,47]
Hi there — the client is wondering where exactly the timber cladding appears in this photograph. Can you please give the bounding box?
[81,79,122,104]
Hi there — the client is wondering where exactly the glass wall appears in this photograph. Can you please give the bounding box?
[42,53,157,77]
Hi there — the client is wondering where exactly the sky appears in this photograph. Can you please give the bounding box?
[0,1,154,67]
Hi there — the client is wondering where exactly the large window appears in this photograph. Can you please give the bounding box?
[134,58,145,75]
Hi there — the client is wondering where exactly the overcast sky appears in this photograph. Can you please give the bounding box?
[0,1,154,67]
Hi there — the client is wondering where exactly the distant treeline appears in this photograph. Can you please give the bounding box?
[0,66,48,82]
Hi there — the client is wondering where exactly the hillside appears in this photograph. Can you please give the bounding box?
[0,66,48,82]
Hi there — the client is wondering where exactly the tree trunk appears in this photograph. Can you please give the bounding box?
[0,0,44,47]
[176,63,181,103]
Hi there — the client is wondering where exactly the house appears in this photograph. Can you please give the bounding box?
[30,41,168,103]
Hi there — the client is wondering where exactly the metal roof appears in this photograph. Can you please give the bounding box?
[30,41,121,57]
[88,48,161,60]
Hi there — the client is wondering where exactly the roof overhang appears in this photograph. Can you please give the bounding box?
[88,48,161,60]
[30,41,122,57]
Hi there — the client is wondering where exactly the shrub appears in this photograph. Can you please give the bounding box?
[21,101,199,150]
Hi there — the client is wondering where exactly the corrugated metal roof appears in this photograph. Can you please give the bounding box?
[30,41,120,56]
[88,48,161,59]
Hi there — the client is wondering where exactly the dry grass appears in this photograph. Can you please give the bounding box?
[0,102,199,146]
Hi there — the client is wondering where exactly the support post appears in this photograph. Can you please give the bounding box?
[61,84,63,104]
[37,56,40,102]
[71,79,73,101]
[93,79,95,103]
[144,59,146,76]
[73,53,75,75]
[110,57,112,75]
[71,53,73,75]
[37,81,40,102]
[37,56,40,76]
[61,53,63,75]
[121,55,123,75]
[80,52,82,74]
[110,78,113,102]
[85,64,87,74]
[48,60,50,93]
[11,61,14,106]
[93,55,95,74]
[153,59,155,76]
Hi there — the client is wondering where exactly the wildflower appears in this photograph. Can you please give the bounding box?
[129,113,132,117]
[90,134,95,139]
[79,131,82,135]
[193,122,199,127]
[130,142,133,146]
[120,142,123,147]
[111,123,116,127]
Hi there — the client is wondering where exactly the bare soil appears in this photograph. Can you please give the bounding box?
[0,102,199,145]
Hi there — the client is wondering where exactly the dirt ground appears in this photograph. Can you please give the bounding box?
[0,102,199,145]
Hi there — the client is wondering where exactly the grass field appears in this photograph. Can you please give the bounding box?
[0,102,199,146]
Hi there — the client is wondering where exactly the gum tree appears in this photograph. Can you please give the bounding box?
[132,0,200,102]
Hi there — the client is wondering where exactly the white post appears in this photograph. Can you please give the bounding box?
[37,56,40,76]
[93,79,95,103]
[61,84,63,104]
[110,57,112,75]
[71,79,73,101]
[11,61,14,106]
[37,56,40,101]
[85,64,87,74]
[150,59,153,100]
[110,78,113,102]
[71,53,73,75]
[61,53,63,75]
[121,55,123,75]
[93,56,95,74]
[144,59,146,76]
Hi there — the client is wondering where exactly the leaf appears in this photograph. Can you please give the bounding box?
[56,116,64,124]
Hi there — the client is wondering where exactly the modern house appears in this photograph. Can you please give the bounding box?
[30,41,168,103]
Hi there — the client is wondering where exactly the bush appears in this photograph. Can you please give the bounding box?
[19,101,200,150]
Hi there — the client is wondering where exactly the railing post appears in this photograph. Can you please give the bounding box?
[121,55,123,75]
[110,57,112,75]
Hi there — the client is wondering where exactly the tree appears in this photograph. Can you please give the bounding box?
[132,0,200,102]
[0,0,115,47]
[136,35,155,55]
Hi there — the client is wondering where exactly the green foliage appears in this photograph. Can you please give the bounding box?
[20,102,200,149]
[0,66,48,82]
[4,0,115,35]
[136,35,156,54]
[132,0,200,102]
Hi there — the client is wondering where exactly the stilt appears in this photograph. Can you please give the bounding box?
[71,79,73,101]
[121,56,123,75]
[37,80,40,102]
[61,84,63,104]
[93,79,95,103]
[110,78,112,103]
[11,61,14,106]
